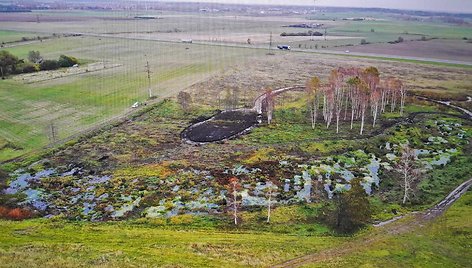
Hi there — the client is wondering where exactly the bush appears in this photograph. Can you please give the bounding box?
[0,206,33,220]
[58,55,79,68]
[169,214,195,225]
[16,62,39,73]
[27,50,42,63]
[360,39,368,45]
[40,59,59,71]
[319,179,372,234]
[0,50,20,77]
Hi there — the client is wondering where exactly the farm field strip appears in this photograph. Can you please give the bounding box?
[0,35,258,161]
[0,10,471,161]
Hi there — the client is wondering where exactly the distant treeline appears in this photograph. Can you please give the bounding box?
[1,33,82,47]
[0,50,79,79]
[0,6,32,12]
[281,31,323,37]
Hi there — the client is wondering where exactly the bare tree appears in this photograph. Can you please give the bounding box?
[27,50,42,63]
[264,181,278,223]
[177,91,192,112]
[264,88,275,125]
[329,70,344,133]
[322,85,334,129]
[388,78,398,113]
[305,76,320,129]
[346,77,360,130]
[395,145,422,204]
[358,80,370,135]
[305,66,405,135]
[370,89,381,127]
[399,81,407,116]
[362,67,380,127]
[227,177,242,225]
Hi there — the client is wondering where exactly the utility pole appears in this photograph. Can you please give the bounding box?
[36,15,40,23]
[145,60,152,98]
[48,122,57,144]
[269,31,273,50]
[313,0,317,13]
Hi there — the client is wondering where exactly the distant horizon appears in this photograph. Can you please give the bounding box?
[155,0,472,14]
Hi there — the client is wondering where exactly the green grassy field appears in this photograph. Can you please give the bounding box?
[0,36,258,161]
[0,191,469,267]
[0,212,344,267]
[0,30,44,44]
[303,191,472,267]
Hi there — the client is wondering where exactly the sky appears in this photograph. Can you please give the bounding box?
[162,0,472,13]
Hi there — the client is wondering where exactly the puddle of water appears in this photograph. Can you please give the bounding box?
[112,197,142,218]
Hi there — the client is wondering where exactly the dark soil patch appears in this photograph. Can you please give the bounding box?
[181,110,260,143]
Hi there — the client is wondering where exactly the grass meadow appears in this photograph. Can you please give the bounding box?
[0,35,258,161]
[0,192,469,267]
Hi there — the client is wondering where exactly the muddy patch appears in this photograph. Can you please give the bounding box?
[181,110,260,143]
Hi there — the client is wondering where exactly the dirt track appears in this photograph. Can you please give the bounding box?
[271,178,472,268]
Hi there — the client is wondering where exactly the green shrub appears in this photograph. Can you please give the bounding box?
[16,62,39,73]
[40,59,59,71]
[319,179,372,234]
[169,214,195,225]
[58,55,79,68]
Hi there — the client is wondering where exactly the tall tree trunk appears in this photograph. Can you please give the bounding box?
[233,189,238,225]
[402,171,409,204]
[400,90,406,116]
[343,92,349,120]
[372,104,378,127]
[391,95,396,113]
[311,97,317,129]
[350,107,355,129]
[336,114,340,133]
[360,107,365,135]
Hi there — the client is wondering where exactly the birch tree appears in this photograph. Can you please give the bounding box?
[328,69,345,133]
[227,177,242,225]
[395,145,422,204]
[264,88,275,125]
[362,67,381,127]
[264,181,278,223]
[358,80,370,135]
[346,77,361,130]
[399,80,407,116]
[305,76,320,129]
